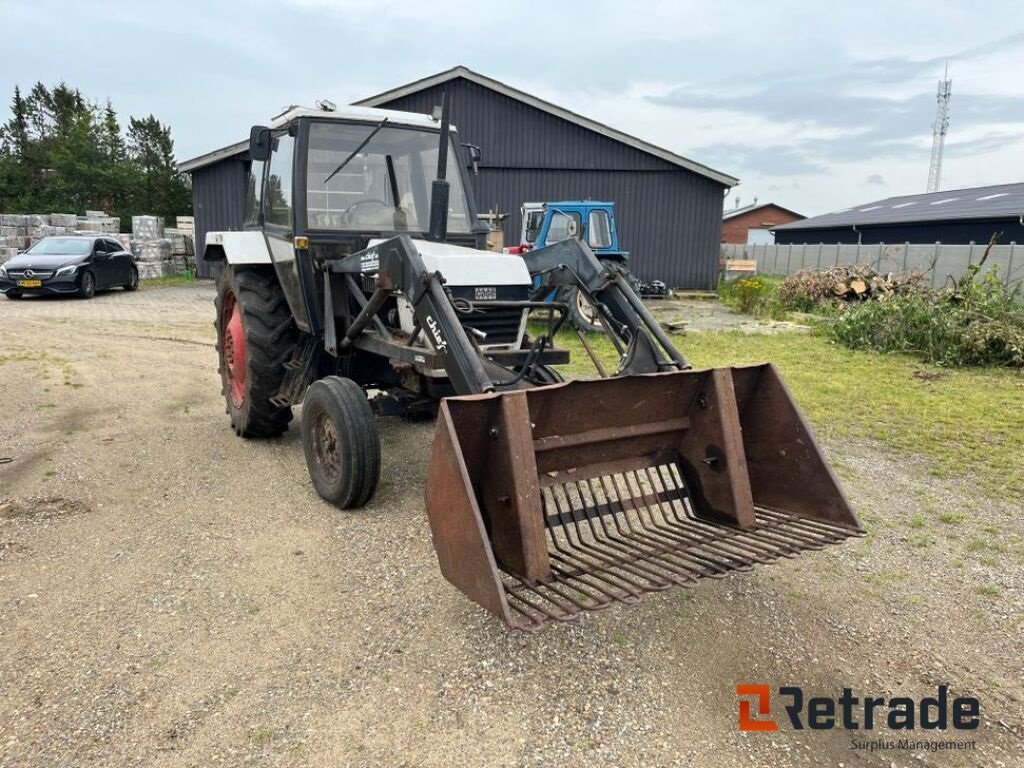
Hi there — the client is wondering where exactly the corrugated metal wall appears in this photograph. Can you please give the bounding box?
[375,78,727,289]
[192,157,249,278]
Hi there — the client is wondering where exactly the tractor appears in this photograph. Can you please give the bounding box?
[205,99,862,630]
[507,200,668,332]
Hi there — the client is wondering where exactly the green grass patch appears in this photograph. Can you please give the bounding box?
[543,327,1024,502]
[140,273,195,289]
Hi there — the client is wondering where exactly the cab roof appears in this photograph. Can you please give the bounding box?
[179,104,454,174]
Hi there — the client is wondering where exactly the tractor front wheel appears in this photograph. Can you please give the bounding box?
[301,377,381,509]
[215,266,296,437]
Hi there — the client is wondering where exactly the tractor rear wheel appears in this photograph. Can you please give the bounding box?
[215,266,297,437]
[301,376,381,509]
[568,288,602,333]
[567,260,643,333]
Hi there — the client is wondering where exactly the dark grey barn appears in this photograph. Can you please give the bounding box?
[774,182,1024,245]
[357,67,736,289]
[180,66,737,287]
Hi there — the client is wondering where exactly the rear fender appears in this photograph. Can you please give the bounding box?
[203,231,272,265]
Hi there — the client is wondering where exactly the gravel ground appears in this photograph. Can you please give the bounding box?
[0,283,1021,767]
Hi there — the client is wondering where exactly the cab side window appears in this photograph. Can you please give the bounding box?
[546,211,581,243]
[245,159,265,226]
[265,134,294,228]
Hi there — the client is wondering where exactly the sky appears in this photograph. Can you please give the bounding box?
[1,0,1022,216]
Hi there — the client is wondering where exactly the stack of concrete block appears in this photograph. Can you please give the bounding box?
[132,239,174,279]
[132,215,165,241]
[75,212,120,234]
[0,247,18,264]
[1,215,30,251]
[164,228,196,273]
[130,214,178,277]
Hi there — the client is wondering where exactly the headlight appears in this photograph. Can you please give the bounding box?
[0,264,7,278]
[55,264,79,277]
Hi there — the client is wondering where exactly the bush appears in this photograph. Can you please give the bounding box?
[718,275,780,316]
[829,269,1024,368]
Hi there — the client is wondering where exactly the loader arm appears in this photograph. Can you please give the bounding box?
[521,237,689,375]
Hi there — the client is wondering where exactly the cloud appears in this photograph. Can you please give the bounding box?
[690,143,827,176]
[649,32,1024,174]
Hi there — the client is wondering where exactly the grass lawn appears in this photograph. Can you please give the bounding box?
[543,326,1024,502]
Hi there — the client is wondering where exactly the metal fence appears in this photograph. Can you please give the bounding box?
[721,242,1023,289]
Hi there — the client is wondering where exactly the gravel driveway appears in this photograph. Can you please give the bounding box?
[1,283,1020,767]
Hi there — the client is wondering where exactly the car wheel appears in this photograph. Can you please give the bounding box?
[78,270,96,299]
[123,266,139,291]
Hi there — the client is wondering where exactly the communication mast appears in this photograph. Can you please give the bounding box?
[926,64,952,193]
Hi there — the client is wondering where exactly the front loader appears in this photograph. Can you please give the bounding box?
[205,99,863,631]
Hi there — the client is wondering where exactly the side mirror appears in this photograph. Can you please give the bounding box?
[461,143,482,175]
[250,126,272,162]
[567,219,579,238]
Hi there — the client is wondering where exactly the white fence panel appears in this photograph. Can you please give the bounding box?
[721,242,1022,289]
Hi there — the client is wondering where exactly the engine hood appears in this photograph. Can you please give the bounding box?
[3,253,85,270]
[370,239,531,287]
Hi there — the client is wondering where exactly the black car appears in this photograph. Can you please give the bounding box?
[0,236,139,299]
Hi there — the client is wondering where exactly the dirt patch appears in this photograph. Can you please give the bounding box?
[0,495,89,523]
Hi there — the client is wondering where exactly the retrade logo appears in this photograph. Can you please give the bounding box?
[737,684,778,731]
[736,684,979,732]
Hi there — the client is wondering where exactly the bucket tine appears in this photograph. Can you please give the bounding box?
[424,365,863,630]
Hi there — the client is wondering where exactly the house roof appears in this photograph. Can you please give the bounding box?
[723,201,803,221]
[355,66,739,187]
[178,104,456,173]
[776,182,1024,231]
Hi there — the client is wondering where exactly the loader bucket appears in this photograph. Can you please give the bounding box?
[424,364,864,630]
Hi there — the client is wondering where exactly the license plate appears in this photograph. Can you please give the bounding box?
[17,279,42,288]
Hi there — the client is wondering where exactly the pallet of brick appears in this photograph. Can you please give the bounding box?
[34,225,74,237]
[85,210,106,219]
[175,215,195,234]
[136,261,175,279]
[49,213,78,228]
[76,216,119,233]
[0,246,19,264]
[1,235,30,249]
[0,214,28,227]
[0,225,27,238]
[132,238,173,263]
[26,214,50,228]
[132,215,164,240]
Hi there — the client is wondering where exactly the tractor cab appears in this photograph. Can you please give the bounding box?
[515,201,629,264]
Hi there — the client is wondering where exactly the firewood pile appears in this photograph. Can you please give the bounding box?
[780,265,928,306]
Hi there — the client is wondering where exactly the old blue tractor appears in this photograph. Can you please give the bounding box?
[506,201,667,331]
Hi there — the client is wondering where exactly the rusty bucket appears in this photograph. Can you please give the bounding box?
[424,364,863,630]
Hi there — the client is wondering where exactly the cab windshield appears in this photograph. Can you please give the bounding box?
[306,122,473,234]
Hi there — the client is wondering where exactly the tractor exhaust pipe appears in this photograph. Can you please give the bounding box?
[427,91,451,243]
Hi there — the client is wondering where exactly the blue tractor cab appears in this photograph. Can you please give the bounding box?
[510,201,664,331]
[517,201,627,262]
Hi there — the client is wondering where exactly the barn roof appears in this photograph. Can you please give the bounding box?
[723,201,803,220]
[776,182,1024,231]
[355,66,738,187]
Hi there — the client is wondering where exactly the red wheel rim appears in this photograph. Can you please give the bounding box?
[222,290,247,408]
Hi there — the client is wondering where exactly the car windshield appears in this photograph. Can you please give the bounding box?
[26,238,93,256]
[306,122,473,234]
